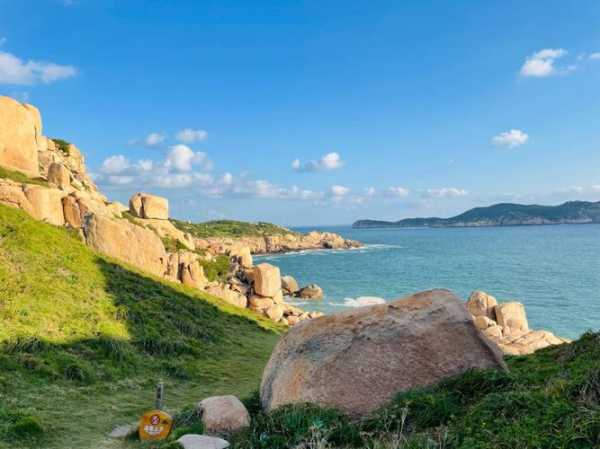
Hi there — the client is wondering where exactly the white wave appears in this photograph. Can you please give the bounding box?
[332,296,387,308]
[254,244,401,261]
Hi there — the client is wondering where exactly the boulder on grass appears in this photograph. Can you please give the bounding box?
[260,289,507,417]
[197,395,250,434]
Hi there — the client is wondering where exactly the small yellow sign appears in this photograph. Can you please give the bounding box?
[138,409,173,441]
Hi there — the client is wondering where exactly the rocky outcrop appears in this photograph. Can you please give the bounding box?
[0,96,327,327]
[296,284,323,300]
[281,275,299,295]
[467,291,568,355]
[0,96,41,176]
[195,231,362,256]
[129,193,169,220]
[197,395,250,434]
[260,289,507,417]
[83,214,167,277]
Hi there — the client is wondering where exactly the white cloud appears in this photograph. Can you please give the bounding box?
[520,48,568,77]
[364,187,376,196]
[144,132,165,147]
[590,53,600,60]
[425,187,468,198]
[386,186,410,197]
[101,155,130,174]
[165,145,211,172]
[176,128,208,143]
[330,185,350,197]
[293,152,344,172]
[492,129,529,149]
[0,51,77,85]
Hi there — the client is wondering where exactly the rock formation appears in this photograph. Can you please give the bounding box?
[466,290,568,355]
[296,283,324,300]
[197,395,250,434]
[260,289,507,417]
[0,95,343,327]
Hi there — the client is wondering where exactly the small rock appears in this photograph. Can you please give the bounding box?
[265,304,284,321]
[108,424,136,439]
[296,284,323,300]
[178,434,230,449]
[281,275,300,295]
[198,395,250,434]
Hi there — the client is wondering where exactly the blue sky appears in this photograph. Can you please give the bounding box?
[1,0,600,225]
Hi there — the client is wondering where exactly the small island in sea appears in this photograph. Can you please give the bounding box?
[353,200,600,229]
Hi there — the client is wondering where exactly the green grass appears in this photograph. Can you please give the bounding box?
[0,166,48,186]
[51,138,71,156]
[229,334,600,449]
[0,204,282,449]
[171,219,295,239]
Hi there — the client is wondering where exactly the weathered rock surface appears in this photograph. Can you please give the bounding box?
[47,162,71,190]
[261,289,507,417]
[0,179,35,216]
[83,213,167,277]
[23,185,66,226]
[253,263,281,298]
[177,434,230,449]
[206,284,248,309]
[281,275,299,295]
[0,96,41,176]
[197,395,250,434]
[467,291,567,355]
[296,284,323,300]
[129,192,169,220]
[466,291,498,319]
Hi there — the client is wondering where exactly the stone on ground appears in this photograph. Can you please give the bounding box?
[297,283,323,300]
[177,434,230,449]
[260,289,507,417]
[197,395,250,434]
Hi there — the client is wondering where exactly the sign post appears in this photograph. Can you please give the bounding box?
[138,382,174,441]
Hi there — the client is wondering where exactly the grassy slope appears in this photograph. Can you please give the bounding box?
[0,204,282,449]
[170,219,295,239]
[0,166,48,186]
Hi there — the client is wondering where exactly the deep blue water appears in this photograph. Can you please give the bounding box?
[255,224,600,340]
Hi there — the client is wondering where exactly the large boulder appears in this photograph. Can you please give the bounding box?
[260,289,507,417]
[82,213,167,277]
[197,395,250,434]
[494,302,529,335]
[23,185,66,226]
[297,284,323,300]
[47,162,71,190]
[129,192,169,220]
[0,96,41,176]
[206,284,248,309]
[466,291,498,319]
[0,180,35,216]
[281,275,300,295]
[252,263,281,298]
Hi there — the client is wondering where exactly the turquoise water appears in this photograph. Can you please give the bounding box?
[255,224,600,340]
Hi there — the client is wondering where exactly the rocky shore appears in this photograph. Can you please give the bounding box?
[0,95,343,326]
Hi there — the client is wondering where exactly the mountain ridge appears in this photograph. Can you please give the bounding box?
[353,200,600,228]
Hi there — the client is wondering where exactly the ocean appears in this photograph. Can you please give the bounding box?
[255,224,600,340]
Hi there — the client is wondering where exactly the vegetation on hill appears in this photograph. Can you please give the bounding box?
[171,219,295,239]
[354,201,600,228]
[51,138,71,156]
[0,166,48,186]
[229,332,600,448]
[0,204,282,449]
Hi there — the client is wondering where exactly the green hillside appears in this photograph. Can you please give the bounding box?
[171,219,295,238]
[0,204,282,449]
[353,201,600,228]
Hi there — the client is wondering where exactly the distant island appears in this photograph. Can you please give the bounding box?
[353,201,600,228]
